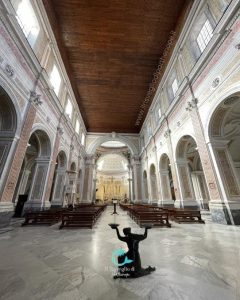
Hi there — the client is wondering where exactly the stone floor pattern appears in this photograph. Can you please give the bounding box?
[0,207,240,300]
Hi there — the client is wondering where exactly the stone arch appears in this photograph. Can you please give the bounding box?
[0,86,18,181]
[175,135,209,208]
[159,153,175,205]
[149,164,158,202]
[16,129,52,210]
[205,88,240,141]
[87,135,138,156]
[0,79,22,136]
[30,123,53,155]
[143,170,149,202]
[208,94,240,215]
[50,150,67,206]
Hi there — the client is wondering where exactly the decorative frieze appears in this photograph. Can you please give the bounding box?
[164,129,171,138]
[30,91,42,106]
[235,43,240,50]
[212,77,220,88]
[185,98,198,111]
[4,64,14,77]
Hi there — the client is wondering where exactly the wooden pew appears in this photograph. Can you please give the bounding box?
[59,205,106,229]
[59,212,95,229]
[170,209,205,223]
[136,211,171,227]
[123,204,171,227]
[22,210,60,226]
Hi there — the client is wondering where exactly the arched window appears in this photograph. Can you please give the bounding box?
[14,0,40,47]
[196,19,213,53]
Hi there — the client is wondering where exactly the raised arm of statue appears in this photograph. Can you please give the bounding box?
[115,227,127,242]
[132,228,148,241]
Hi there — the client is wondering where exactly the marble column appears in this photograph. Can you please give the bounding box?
[191,171,210,209]
[186,96,232,223]
[24,157,50,210]
[159,169,174,207]
[163,128,182,207]
[176,159,199,208]
[152,144,162,204]
[44,127,62,206]
[51,168,66,207]
[131,157,143,203]
[208,140,240,225]
[82,155,95,203]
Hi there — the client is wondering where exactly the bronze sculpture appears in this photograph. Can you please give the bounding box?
[109,223,156,278]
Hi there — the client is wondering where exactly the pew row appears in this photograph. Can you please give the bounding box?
[120,204,205,226]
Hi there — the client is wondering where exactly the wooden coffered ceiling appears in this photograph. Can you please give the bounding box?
[43,0,192,133]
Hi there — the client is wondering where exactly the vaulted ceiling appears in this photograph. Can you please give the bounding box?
[43,0,192,133]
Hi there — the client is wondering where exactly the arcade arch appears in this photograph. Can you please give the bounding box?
[14,129,51,210]
[0,86,17,180]
[209,95,240,210]
[176,135,209,208]
[159,153,175,206]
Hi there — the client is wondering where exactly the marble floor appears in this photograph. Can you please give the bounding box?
[0,207,240,300]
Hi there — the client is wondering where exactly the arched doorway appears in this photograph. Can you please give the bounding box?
[176,135,209,208]
[150,164,158,202]
[159,153,175,206]
[50,151,67,207]
[143,170,149,202]
[0,86,17,182]
[15,130,51,210]
[209,95,240,224]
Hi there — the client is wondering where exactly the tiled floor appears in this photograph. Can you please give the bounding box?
[0,207,240,300]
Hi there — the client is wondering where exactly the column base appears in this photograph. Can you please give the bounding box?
[0,202,14,212]
[228,201,240,225]
[209,201,232,224]
[160,199,175,207]
[43,201,51,209]
[23,201,42,211]
[80,199,92,204]
[51,202,63,208]
[181,200,200,209]
[174,199,183,208]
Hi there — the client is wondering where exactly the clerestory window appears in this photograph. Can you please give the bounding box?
[15,0,40,47]
[197,19,213,53]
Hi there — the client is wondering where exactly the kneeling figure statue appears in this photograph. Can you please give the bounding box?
[109,224,156,279]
